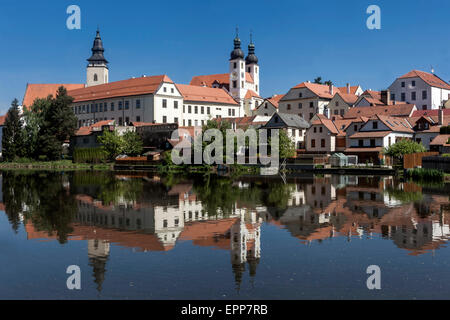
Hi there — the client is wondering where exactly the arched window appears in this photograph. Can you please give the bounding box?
[94,74,98,82]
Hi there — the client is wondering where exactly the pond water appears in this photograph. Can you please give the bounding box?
[0,171,449,300]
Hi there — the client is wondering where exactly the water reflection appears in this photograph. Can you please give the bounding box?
[1,171,449,293]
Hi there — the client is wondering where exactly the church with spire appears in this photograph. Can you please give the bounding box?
[190,29,263,116]
[86,29,109,87]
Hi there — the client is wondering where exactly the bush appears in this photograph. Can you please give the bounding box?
[405,168,444,181]
[440,126,450,134]
[73,148,107,163]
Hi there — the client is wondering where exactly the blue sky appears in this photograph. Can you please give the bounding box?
[0,0,449,113]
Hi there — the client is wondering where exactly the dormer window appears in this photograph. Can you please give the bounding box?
[373,121,378,129]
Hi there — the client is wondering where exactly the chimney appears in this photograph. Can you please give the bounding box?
[381,89,391,105]
[329,84,333,95]
[438,109,444,125]
[346,83,350,94]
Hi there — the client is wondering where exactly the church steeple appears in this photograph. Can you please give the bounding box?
[87,29,108,65]
[245,32,258,65]
[86,29,109,87]
[230,27,244,60]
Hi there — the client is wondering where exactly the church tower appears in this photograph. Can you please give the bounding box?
[229,29,246,105]
[86,29,109,87]
[245,33,259,95]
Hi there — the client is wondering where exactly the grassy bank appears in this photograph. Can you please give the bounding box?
[0,160,113,171]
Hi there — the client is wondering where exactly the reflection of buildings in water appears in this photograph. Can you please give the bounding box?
[88,239,110,292]
[230,210,262,290]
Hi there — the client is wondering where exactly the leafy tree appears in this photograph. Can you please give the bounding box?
[313,77,323,84]
[277,129,296,159]
[97,129,123,160]
[2,99,25,161]
[324,80,333,86]
[22,102,45,159]
[122,130,143,156]
[383,139,426,160]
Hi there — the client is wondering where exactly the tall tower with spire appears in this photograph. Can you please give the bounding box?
[245,32,259,95]
[229,28,246,107]
[86,29,109,87]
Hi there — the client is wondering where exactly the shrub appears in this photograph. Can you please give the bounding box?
[73,148,107,163]
[405,168,444,181]
[440,126,450,134]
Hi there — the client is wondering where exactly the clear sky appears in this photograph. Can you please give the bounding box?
[1,0,449,113]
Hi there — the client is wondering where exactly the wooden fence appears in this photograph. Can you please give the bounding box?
[403,152,439,169]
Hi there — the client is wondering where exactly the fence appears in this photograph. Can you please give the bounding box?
[422,156,450,172]
[403,152,439,169]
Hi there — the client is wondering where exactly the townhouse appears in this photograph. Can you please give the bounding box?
[254,94,284,117]
[263,113,310,149]
[388,70,450,110]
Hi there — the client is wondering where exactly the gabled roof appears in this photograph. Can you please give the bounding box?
[22,83,85,108]
[190,72,254,87]
[265,94,284,108]
[361,90,381,100]
[398,70,450,90]
[290,82,338,99]
[310,114,340,135]
[430,134,450,146]
[244,89,262,100]
[334,92,359,104]
[265,113,310,129]
[411,109,450,118]
[370,115,414,133]
[338,85,361,95]
[68,75,173,102]
[176,84,238,105]
[343,104,416,119]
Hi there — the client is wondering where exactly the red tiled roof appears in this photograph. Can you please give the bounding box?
[131,121,165,127]
[335,92,359,104]
[343,104,416,119]
[361,90,381,100]
[411,109,450,118]
[244,89,262,100]
[338,86,360,95]
[292,82,338,99]
[311,114,339,134]
[190,72,254,87]
[265,94,284,108]
[376,115,414,132]
[68,75,173,102]
[74,120,115,136]
[176,84,238,105]
[344,147,383,153]
[430,134,450,146]
[22,83,85,108]
[349,131,391,138]
[399,70,450,90]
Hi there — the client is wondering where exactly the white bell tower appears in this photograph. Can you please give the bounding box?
[86,29,109,87]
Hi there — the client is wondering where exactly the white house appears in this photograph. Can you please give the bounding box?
[254,94,284,117]
[388,70,450,110]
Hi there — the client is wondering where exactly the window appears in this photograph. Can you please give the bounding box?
[401,93,406,101]
[298,103,302,109]
[194,106,198,114]
[335,101,339,107]
[412,80,416,87]
[136,100,141,109]
[299,93,303,98]
[422,90,427,100]
[125,101,129,109]
[388,137,391,146]
[163,116,167,123]
[188,105,192,113]
[163,87,167,93]
[391,93,395,101]
[318,127,322,133]
[354,125,357,131]
[207,107,210,114]
[314,127,317,133]
[136,116,141,122]
[248,67,251,73]
[233,62,237,68]
[321,139,325,148]
[372,121,378,129]
[174,117,178,123]
[358,140,363,147]
[162,99,167,108]
[125,117,129,124]
[188,119,192,126]
[310,102,314,108]
[370,139,375,147]
[422,105,427,110]
[201,106,204,114]
[94,74,98,82]
[99,103,103,112]
[311,139,315,148]
[111,102,115,111]
[171,88,174,93]
[401,81,405,87]
[95,104,98,112]
[118,101,123,110]
[411,92,416,101]
[287,104,291,110]
[233,81,237,88]
[334,110,339,115]
[174,101,178,109]
[119,117,123,125]
[104,103,107,112]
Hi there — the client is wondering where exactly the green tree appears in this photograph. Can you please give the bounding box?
[383,139,426,160]
[97,129,123,160]
[278,129,296,159]
[22,100,47,159]
[324,80,333,86]
[313,77,323,84]
[122,130,143,156]
[2,99,25,161]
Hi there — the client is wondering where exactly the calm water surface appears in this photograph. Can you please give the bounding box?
[0,171,449,299]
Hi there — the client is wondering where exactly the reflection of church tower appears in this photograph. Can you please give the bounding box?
[88,239,110,292]
[230,211,261,291]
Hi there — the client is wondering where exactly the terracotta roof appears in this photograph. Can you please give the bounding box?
[311,114,339,134]
[176,84,238,105]
[377,115,414,132]
[344,147,383,152]
[349,131,391,138]
[343,104,416,119]
[22,83,85,108]
[430,134,450,146]
[411,109,450,118]
[244,89,262,100]
[335,92,359,104]
[399,70,450,90]
[265,94,284,108]
[291,82,338,99]
[131,121,164,127]
[74,120,115,136]
[361,90,381,100]
[68,75,173,102]
[190,72,254,87]
[338,86,361,95]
